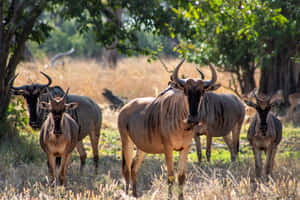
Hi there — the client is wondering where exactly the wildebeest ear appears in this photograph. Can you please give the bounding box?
[10,89,25,96]
[205,83,221,91]
[65,102,78,111]
[39,101,50,110]
[270,90,284,106]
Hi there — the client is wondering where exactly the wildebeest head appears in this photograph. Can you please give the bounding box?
[9,72,52,129]
[40,88,78,135]
[172,59,220,125]
[244,89,283,135]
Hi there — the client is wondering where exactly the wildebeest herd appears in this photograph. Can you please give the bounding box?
[9,59,282,200]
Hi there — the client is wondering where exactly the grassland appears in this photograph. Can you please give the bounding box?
[0,57,299,199]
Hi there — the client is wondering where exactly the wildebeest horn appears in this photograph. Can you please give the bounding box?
[37,72,52,88]
[172,59,186,88]
[9,73,27,90]
[203,64,217,88]
[195,67,205,80]
[62,88,70,101]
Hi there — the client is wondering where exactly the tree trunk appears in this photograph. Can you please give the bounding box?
[241,65,256,94]
[101,8,122,68]
[259,48,297,103]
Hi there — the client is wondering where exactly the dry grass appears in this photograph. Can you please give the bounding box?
[14,56,258,127]
[2,57,298,199]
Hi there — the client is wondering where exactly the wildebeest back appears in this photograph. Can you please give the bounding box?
[199,93,245,137]
[67,95,102,141]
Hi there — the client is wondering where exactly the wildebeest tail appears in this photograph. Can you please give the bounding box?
[121,151,126,178]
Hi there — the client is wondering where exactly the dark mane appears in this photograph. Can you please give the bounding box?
[145,88,188,141]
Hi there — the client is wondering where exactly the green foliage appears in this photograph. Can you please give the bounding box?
[5,97,29,132]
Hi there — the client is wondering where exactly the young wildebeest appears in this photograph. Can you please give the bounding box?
[118,59,219,200]
[245,89,282,178]
[9,72,102,172]
[39,89,79,185]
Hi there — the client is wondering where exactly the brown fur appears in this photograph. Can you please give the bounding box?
[193,93,245,163]
[245,90,282,178]
[118,89,193,199]
[40,100,79,185]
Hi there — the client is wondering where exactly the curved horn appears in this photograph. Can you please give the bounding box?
[203,63,217,88]
[195,67,205,79]
[9,73,27,90]
[62,88,70,101]
[172,59,186,88]
[38,72,52,88]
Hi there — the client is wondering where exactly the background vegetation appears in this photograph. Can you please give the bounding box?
[0,58,299,199]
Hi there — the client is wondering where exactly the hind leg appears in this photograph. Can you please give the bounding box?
[223,134,236,161]
[131,149,146,197]
[231,123,242,160]
[194,134,202,164]
[89,127,101,173]
[121,134,134,195]
[76,141,87,173]
[206,136,212,163]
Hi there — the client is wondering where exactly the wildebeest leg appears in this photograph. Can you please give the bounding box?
[178,147,190,200]
[265,146,277,176]
[223,134,235,161]
[164,144,174,200]
[253,147,262,178]
[131,149,146,198]
[47,154,56,186]
[121,134,134,195]
[232,123,242,158]
[76,141,86,173]
[206,136,212,163]
[194,134,202,164]
[89,128,100,173]
[58,153,72,186]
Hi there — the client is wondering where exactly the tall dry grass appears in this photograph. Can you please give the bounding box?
[15,57,250,104]
[14,57,258,128]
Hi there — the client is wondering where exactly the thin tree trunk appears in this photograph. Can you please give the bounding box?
[259,48,296,103]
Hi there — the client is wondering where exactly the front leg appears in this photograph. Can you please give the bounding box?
[59,153,72,186]
[265,146,277,176]
[177,147,190,200]
[47,154,57,186]
[253,147,262,178]
[164,144,174,200]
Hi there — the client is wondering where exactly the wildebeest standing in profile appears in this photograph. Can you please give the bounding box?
[118,59,219,200]
[171,64,245,164]
[40,89,79,185]
[192,92,245,163]
[245,89,282,178]
[9,72,102,172]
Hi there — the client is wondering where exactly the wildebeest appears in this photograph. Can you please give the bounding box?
[192,92,245,163]
[244,89,282,177]
[170,65,245,164]
[40,89,79,185]
[118,59,219,200]
[9,72,102,172]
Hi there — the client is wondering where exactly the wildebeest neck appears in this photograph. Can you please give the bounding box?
[257,106,271,135]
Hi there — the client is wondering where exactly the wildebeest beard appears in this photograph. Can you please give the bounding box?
[257,106,271,136]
